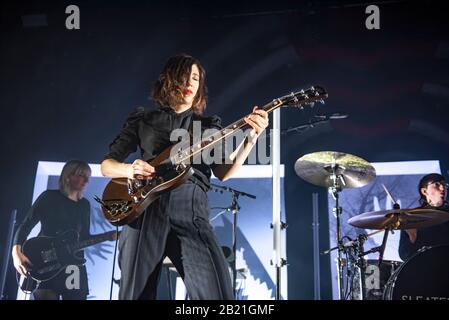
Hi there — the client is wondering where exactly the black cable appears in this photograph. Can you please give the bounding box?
[109,226,119,300]
[346,249,356,300]
[344,250,350,300]
[339,236,354,300]
[339,236,355,300]
[347,248,357,300]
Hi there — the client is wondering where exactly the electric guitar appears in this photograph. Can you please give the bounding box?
[97,86,328,226]
[21,229,118,282]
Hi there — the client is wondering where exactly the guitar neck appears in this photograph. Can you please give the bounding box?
[71,232,115,251]
[172,98,284,165]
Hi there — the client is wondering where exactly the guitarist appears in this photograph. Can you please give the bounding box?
[101,54,269,300]
[12,160,92,300]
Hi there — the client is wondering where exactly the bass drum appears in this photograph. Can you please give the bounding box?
[383,245,449,300]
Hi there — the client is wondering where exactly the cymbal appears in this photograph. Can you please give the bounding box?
[294,151,376,189]
[348,208,449,230]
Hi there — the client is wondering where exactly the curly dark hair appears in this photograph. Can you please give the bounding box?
[152,54,207,115]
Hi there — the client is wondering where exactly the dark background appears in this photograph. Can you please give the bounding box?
[1,0,448,300]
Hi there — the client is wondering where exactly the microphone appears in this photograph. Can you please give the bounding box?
[210,183,257,199]
[328,113,349,119]
[313,113,348,120]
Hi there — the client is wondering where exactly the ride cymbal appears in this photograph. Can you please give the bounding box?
[294,151,376,189]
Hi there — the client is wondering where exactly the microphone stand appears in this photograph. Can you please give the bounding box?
[230,193,240,299]
[282,113,348,135]
[254,113,349,145]
[210,183,256,299]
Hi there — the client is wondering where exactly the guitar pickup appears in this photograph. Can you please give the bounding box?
[41,249,57,263]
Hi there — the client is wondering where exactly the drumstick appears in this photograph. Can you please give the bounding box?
[381,183,397,206]
[366,229,385,237]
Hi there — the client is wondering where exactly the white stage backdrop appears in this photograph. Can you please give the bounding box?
[327,160,442,300]
[17,162,287,300]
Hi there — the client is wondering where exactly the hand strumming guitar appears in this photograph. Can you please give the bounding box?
[129,159,156,180]
[12,245,33,277]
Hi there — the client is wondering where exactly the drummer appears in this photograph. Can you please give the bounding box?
[399,173,449,261]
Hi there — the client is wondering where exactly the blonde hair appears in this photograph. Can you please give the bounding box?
[59,160,91,200]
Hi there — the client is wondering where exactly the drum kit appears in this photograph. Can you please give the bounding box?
[294,151,449,300]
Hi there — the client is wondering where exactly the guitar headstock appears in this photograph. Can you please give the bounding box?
[277,86,328,109]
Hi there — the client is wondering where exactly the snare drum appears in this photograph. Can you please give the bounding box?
[383,245,449,300]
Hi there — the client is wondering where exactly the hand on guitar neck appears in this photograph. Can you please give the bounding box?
[243,106,269,140]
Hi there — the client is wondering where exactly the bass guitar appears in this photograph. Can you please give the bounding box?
[21,229,118,282]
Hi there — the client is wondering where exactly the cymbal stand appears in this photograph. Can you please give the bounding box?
[229,191,241,299]
[322,230,384,300]
[351,226,392,301]
[328,163,346,300]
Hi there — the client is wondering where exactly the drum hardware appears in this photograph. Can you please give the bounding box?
[348,183,449,300]
[345,185,402,299]
[296,151,376,300]
[322,229,385,299]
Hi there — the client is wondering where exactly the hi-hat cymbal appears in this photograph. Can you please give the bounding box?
[294,151,376,189]
[348,208,449,230]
